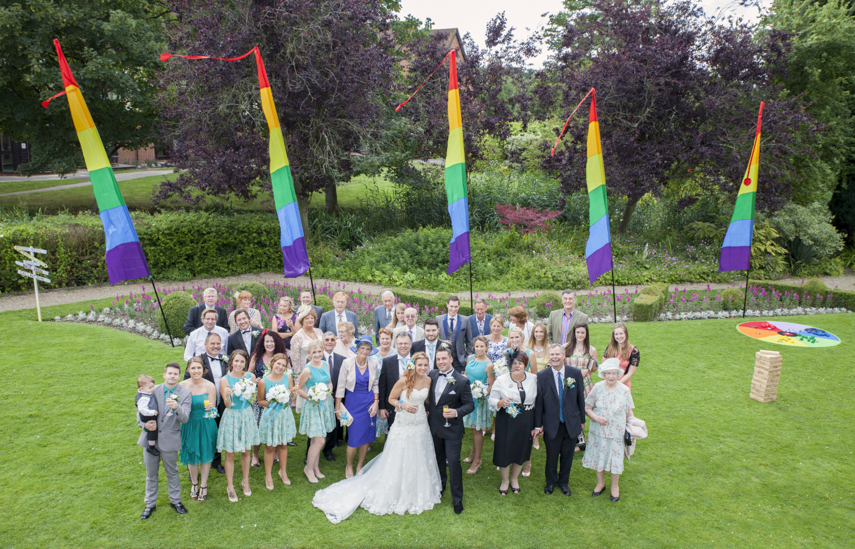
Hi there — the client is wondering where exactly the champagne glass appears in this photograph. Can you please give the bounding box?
[443,405,451,428]
[204,399,210,418]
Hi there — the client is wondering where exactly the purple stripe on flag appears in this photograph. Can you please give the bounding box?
[281,237,310,278]
[586,243,613,285]
[105,241,151,285]
[719,246,750,273]
[448,232,471,275]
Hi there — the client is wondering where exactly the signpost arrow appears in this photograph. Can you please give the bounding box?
[15,261,49,275]
[14,246,51,321]
[17,270,51,284]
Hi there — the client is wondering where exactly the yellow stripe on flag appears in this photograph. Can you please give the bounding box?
[586,153,606,193]
[586,121,602,158]
[260,87,281,131]
[76,126,111,172]
[446,126,465,168]
[447,89,462,132]
[65,86,95,133]
[269,128,289,173]
[737,134,761,196]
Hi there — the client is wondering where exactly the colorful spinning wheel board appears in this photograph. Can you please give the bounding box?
[737,321,841,348]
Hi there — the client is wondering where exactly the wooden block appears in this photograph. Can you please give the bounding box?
[757,350,781,358]
[750,394,777,403]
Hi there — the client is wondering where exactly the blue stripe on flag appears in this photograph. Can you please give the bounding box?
[585,214,611,257]
[276,202,305,248]
[448,197,470,239]
[722,219,754,248]
[99,205,140,251]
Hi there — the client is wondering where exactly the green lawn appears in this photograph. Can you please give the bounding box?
[1,300,852,548]
[0,178,83,193]
[0,172,392,213]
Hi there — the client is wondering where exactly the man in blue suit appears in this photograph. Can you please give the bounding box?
[319,291,359,338]
[373,290,396,344]
[468,299,493,338]
[299,290,324,321]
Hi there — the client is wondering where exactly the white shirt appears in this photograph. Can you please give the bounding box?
[396,353,411,376]
[239,328,252,353]
[206,354,225,403]
[475,316,486,335]
[184,325,229,362]
[551,366,564,396]
[424,340,438,369]
[434,369,454,403]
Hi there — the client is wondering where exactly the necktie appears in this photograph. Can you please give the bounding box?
[449,317,455,338]
[338,314,344,333]
[558,372,565,423]
[409,329,413,340]
[386,309,391,321]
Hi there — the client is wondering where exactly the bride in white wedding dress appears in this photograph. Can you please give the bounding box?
[312,352,442,523]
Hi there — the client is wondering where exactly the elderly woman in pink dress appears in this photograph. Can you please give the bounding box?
[582,358,634,503]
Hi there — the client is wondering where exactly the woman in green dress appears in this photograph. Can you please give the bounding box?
[258,352,297,490]
[217,349,261,502]
[179,357,218,502]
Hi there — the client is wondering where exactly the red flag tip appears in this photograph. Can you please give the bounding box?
[160,52,173,62]
[41,100,50,109]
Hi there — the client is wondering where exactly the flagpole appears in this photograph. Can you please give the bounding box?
[742,253,753,319]
[307,267,317,305]
[149,276,175,347]
[611,269,618,321]
[466,164,474,312]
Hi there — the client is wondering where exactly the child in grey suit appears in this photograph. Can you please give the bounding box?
[136,375,160,456]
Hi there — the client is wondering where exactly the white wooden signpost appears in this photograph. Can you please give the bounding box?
[14,245,50,322]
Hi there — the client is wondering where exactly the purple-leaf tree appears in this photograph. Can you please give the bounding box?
[540,0,820,233]
[156,0,399,225]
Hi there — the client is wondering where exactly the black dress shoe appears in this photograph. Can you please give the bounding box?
[453,501,463,515]
[170,502,188,514]
[610,495,620,502]
[324,452,335,462]
[440,488,444,498]
[146,446,161,457]
[140,505,156,519]
[215,464,225,474]
[544,484,555,495]
[560,486,571,497]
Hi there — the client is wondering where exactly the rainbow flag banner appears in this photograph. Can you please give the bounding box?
[584,93,613,285]
[719,102,765,272]
[445,50,471,274]
[44,39,150,284]
[161,48,309,277]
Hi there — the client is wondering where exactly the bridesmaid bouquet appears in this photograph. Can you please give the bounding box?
[307,382,332,406]
[233,379,257,403]
[267,385,290,407]
[203,399,218,419]
[470,380,488,400]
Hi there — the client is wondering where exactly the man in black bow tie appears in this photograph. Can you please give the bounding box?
[427,346,474,515]
[227,309,261,355]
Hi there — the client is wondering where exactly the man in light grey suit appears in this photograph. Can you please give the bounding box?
[392,307,425,343]
[435,296,472,373]
[138,362,191,519]
[319,291,359,337]
[373,291,396,344]
[546,290,590,349]
[468,299,493,337]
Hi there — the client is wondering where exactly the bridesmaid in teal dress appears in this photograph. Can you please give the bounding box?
[463,336,495,475]
[297,340,336,484]
[179,357,219,502]
[217,349,261,503]
[258,352,297,490]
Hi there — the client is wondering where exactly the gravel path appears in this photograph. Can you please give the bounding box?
[2,271,852,313]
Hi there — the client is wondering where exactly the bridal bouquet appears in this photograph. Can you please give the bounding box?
[267,384,290,407]
[470,380,488,400]
[233,379,257,403]
[307,382,332,406]
[492,356,509,377]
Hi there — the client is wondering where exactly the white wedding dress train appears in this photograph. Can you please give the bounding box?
[312,388,442,523]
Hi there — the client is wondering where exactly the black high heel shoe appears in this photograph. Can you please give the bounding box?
[592,488,605,497]
[610,495,620,502]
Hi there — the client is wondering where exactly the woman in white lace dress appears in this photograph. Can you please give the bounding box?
[312,352,441,523]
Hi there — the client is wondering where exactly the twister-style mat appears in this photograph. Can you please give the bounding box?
[737,321,841,347]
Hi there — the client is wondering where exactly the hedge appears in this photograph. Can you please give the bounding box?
[632,283,667,322]
[158,290,196,337]
[535,291,562,318]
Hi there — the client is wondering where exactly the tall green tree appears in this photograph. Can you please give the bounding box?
[0,0,166,175]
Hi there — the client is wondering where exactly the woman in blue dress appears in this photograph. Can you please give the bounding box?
[462,336,494,475]
[297,340,336,483]
[216,349,260,502]
[257,352,297,490]
[334,338,380,478]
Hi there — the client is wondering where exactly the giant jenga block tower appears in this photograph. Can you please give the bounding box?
[751,350,782,402]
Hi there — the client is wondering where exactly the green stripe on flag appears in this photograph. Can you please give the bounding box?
[271,166,297,209]
[588,184,608,225]
[445,162,467,204]
[90,167,125,212]
[730,191,756,222]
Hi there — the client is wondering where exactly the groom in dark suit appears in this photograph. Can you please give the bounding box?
[427,346,474,514]
[534,344,586,496]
